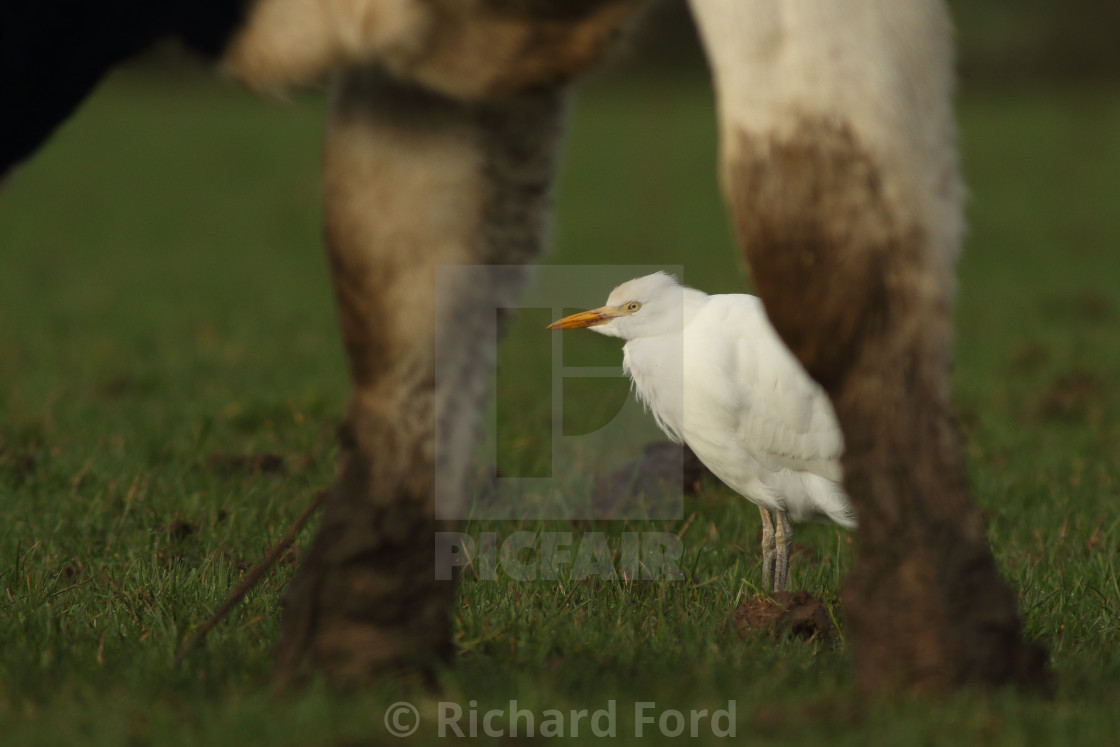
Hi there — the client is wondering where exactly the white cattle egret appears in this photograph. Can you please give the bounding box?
[548,272,855,592]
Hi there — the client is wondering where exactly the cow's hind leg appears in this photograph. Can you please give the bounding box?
[272,71,567,683]
[689,0,1050,692]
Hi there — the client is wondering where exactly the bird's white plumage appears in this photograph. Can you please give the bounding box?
[589,272,854,528]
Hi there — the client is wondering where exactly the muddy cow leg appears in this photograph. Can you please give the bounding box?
[272,71,567,683]
[234,0,645,685]
[688,0,1049,692]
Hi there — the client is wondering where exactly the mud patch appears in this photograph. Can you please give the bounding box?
[1007,342,1051,373]
[1027,370,1105,422]
[96,373,158,399]
[0,448,37,488]
[1039,291,1114,324]
[156,548,195,569]
[0,423,41,488]
[167,518,197,541]
[733,591,833,641]
[56,560,83,581]
[205,452,286,475]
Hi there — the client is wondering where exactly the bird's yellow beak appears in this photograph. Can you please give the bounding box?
[547,307,614,330]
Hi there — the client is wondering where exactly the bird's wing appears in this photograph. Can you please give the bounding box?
[683,295,844,482]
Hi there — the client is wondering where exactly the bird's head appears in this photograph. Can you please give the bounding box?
[547,272,686,340]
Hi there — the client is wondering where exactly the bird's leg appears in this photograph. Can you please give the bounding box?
[772,509,793,593]
[759,506,776,593]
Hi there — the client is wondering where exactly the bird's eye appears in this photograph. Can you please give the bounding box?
[626,301,641,312]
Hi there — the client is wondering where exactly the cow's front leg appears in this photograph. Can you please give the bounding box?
[272,70,567,683]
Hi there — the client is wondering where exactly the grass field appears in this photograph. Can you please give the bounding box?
[2,63,1120,745]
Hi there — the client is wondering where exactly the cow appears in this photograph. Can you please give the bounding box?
[1,0,1047,693]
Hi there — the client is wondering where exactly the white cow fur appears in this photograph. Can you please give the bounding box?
[688,0,962,302]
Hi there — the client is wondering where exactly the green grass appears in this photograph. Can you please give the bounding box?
[2,63,1120,745]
